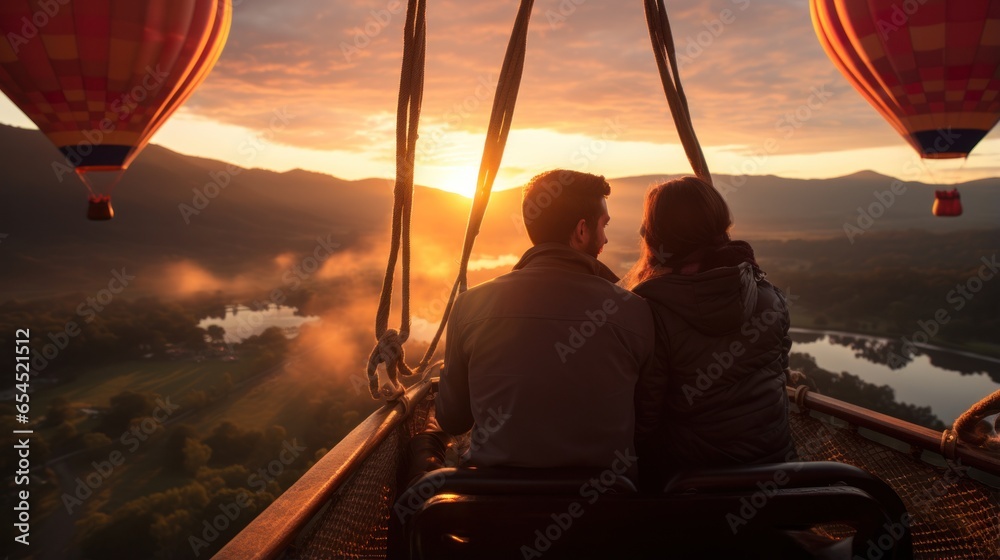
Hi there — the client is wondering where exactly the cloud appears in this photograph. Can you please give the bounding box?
[146,260,260,296]
[178,0,912,159]
[467,254,520,271]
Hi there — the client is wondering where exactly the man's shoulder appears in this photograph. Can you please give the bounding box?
[451,273,515,318]
[462,268,643,303]
[456,267,651,319]
[457,271,516,301]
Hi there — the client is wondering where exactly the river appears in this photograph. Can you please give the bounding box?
[790,328,1000,425]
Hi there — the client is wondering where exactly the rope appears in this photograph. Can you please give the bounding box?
[643,0,713,185]
[368,0,711,398]
[367,0,534,399]
[367,0,426,399]
[950,388,1000,447]
[417,0,534,359]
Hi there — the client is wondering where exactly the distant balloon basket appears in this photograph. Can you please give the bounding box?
[933,189,963,217]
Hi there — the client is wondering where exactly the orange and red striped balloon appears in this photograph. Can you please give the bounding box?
[0,0,232,219]
[811,0,1000,159]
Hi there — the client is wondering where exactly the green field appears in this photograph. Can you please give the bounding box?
[31,359,257,415]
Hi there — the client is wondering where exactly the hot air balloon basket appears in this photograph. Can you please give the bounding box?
[274,388,999,559]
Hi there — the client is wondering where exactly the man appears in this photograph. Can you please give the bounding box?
[435,169,655,472]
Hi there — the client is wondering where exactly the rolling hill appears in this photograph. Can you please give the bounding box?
[0,123,997,297]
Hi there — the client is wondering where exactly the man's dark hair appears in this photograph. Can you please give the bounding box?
[521,170,610,245]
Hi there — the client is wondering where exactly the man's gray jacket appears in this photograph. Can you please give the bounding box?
[436,242,655,471]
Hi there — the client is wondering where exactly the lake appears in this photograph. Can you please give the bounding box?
[790,328,1000,425]
[197,304,320,343]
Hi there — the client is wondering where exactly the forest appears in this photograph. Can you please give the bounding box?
[0,227,997,558]
[753,228,1000,357]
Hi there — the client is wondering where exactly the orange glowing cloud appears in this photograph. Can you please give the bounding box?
[180,0,906,160]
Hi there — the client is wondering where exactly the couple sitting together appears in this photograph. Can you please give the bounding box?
[428,169,795,491]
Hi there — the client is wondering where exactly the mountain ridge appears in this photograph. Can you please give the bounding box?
[0,123,997,298]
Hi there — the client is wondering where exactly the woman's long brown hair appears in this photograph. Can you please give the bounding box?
[621,176,732,289]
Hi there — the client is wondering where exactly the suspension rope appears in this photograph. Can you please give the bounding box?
[367,0,535,399]
[369,0,709,398]
[367,0,426,399]
[417,0,535,362]
[643,0,713,184]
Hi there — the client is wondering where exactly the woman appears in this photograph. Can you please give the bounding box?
[622,176,796,492]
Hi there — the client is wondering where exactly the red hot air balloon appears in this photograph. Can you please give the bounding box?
[0,0,232,220]
[811,0,1000,159]
[933,188,963,217]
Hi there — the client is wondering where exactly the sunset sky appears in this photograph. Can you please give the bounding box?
[1,0,997,197]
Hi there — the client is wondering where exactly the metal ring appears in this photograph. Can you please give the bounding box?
[794,385,811,410]
[940,428,958,461]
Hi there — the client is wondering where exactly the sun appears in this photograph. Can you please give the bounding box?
[424,165,481,198]
[421,165,529,199]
